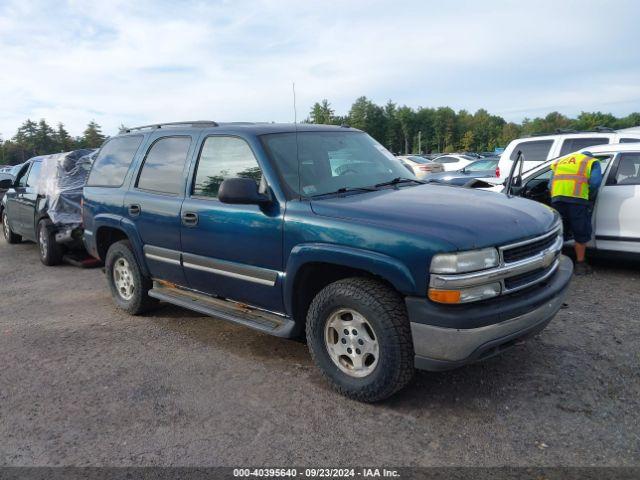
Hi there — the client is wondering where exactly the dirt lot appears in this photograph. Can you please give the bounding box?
[0,238,638,467]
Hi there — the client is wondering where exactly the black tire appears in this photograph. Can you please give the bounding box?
[105,239,158,315]
[2,209,22,244]
[37,219,63,266]
[306,277,415,402]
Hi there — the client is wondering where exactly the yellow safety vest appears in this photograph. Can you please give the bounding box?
[550,153,596,201]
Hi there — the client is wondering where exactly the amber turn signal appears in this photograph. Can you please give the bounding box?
[428,288,462,304]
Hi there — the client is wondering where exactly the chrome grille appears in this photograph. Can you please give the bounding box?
[502,234,558,264]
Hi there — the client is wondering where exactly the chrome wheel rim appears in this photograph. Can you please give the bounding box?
[113,257,135,301]
[38,224,48,259]
[324,308,379,378]
[2,213,9,240]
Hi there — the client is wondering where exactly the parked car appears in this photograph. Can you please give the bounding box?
[496,129,640,180]
[432,154,476,171]
[396,155,445,178]
[426,158,500,186]
[83,121,572,402]
[482,143,640,255]
[1,149,95,265]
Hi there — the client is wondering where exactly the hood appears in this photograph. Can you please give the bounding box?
[310,184,558,250]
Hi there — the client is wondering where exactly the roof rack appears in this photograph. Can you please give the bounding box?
[121,121,218,133]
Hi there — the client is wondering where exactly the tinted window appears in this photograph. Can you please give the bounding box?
[137,137,191,195]
[407,156,430,164]
[26,161,42,187]
[193,137,262,198]
[87,135,143,187]
[620,138,640,143]
[613,154,640,186]
[559,137,608,156]
[509,140,553,162]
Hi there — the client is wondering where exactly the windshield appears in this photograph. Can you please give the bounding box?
[406,155,432,164]
[261,131,414,196]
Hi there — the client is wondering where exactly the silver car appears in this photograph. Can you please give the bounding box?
[397,155,445,179]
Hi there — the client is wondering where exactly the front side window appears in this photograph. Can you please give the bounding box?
[137,136,192,195]
[261,131,411,197]
[509,140,553,162]
[620,138,640,143]
[87,135,144,187]
[613,153,640,186]
[15,163,31,187]
[193,136,262,198]
[559,137,608,156]
[26,161,42,187]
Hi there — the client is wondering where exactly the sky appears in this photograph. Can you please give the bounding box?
[0,0,639,138]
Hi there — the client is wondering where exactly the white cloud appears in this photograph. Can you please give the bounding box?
[0,0,639,139]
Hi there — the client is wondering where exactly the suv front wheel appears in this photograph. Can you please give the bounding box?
[306,277,415,402]
[105,240,158,314]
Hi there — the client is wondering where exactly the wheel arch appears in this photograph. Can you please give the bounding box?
[284,244,416,332]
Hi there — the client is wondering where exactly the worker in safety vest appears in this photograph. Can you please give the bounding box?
[549,151,602,275]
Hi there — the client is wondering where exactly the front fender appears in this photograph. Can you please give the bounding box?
[284,243,417,315]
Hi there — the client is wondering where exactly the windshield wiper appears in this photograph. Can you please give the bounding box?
[373,177,425,188]
[312,186,377,198]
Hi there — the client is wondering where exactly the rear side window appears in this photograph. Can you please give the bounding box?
[509,140,553,162]
[559,137,608,156]
[26,161,42,187]
[87,135,143,187]
[613,153,640,186]
[192,136,262,198]
[620,138,640,143]
[136,136,192,195]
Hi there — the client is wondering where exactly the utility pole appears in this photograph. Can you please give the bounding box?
[418,131,422,153]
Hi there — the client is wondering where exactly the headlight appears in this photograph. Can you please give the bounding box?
[429,282,501,304]
[430,248,500,274]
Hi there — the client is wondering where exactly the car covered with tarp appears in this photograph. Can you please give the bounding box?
[1,149,96,265]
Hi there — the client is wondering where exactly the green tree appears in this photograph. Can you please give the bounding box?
[348,96,386,143]
[81,120,106,148]
[309,99,334,124]
[461,131,475,151]
[54,123,75,151]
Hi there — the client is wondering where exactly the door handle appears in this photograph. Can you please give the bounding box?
[128,204,141,216]
[182,212,198,226]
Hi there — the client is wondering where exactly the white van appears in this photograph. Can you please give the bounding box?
[497,129,640,178]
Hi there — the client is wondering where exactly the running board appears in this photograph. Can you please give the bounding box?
[148,282,296,337]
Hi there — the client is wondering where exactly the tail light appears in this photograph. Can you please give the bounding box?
[419,165,432,171]
[80,197,84,227]
[495,166,500,177]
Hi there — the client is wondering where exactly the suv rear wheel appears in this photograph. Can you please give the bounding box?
[306,277,415,402]
[105,240,158,315]
[37,219,63,266]
[2,210,22,244]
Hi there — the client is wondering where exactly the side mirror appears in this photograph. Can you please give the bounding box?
[218,178,270,205]
[0,179,12,189]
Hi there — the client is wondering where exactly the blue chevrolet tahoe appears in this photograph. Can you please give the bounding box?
[82,121,573,402]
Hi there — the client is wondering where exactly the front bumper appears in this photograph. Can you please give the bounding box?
[408,254,573,371]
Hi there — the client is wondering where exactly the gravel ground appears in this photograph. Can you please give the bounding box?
[0,239,638,467]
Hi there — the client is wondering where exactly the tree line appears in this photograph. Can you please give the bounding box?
[2,102,639,165]
[0,119,106,165]
[307,97,640,155]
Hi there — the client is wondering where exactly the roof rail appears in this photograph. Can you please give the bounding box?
[591,126,614,132]
[121,121,218,133]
